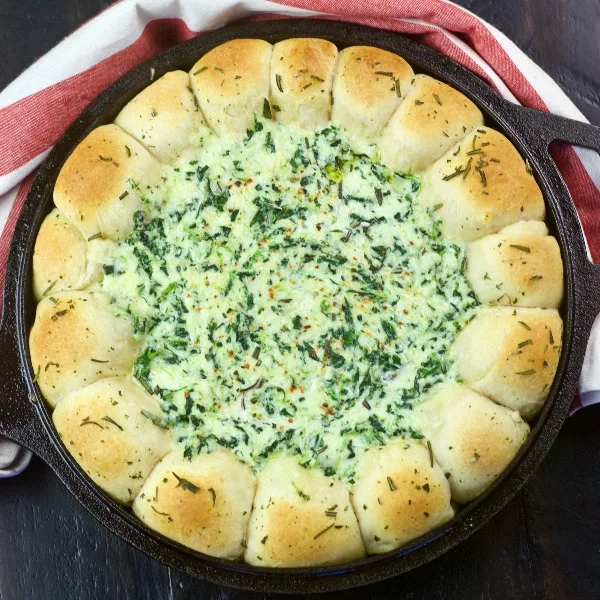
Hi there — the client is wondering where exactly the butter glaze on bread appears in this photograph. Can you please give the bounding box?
[379,74,484,173]
[30,291,140,407]
[466,223,563,308]
[351,442,454,553]
[245,456,365,567]
[32,208,101,300]
[269,38,338,130]
[189,39,272,137]
[53,377,171,503]
[420,127,545,241]
[115,70,206,163]
[331,46,414,141]
[450,306,562,419]
[419,383,529,503]
[133,450,255,559]
[53,124,161,241]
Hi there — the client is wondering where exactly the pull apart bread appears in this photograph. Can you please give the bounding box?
[30,38,563,566]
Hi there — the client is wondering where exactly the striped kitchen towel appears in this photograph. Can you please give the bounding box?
[1,0,599,477]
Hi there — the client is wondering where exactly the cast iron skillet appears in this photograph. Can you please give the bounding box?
[1,18,600,594]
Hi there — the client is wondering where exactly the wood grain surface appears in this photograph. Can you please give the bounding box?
[0,1,599,599]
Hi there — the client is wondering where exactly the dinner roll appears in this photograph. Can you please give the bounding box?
[269,38,338,131]
[450,306,562,419]
[500,220,548,237]
[245,456,365,567]
[53,377,171,504]
[189,39,272,137]
[133,449,255,559]
[32,208,101,301]
[29,291,140,407]
[114,70,206,163]
[331,46,413,141]
[466,223,563,308]
[53,124,161,241]
[419,383,530,503]
[379,74,483,173]
[420,127,545,241]
[351,441,454,554]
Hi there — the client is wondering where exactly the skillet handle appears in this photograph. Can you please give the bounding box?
[0,311,47,457]
[514,108,600,153]
[512,107,600,315]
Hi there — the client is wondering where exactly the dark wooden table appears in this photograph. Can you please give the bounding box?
[1,2,599,599]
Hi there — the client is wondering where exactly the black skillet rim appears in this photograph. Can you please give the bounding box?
[2,18,600,594]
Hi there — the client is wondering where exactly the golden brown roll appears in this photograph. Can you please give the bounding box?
[114,70,206,163]
[189,39,272,137]
[420,127,545,241]
[331,46,414,141]
[269,38,338,130]
[52,377,171,503]
[32,208,101,301]
[244,456,365,567]
[133,449,255,559]
[379,74,484,173]
[450,306,562,418]
[466,221,563,308]
[351,441,454,554]
[419,383,530,503]
[53,124,162,241]
[29,291,140,407]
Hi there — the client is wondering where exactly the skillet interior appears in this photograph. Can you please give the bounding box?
[2,18,600,594]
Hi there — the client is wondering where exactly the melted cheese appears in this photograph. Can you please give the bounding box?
[97,118,478,481]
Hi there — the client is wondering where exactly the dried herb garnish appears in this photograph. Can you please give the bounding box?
[80,416,103,429]
[362,399,372,410]
[87,232,102,241]
[42,279,58,296]
[151,506,172,518]
[193,66,208,75]
[375,187,383,206]
[374,71,394,77]
[140,410,168,430]
[313,523,335,540]
[172,472,200,493]
[91,358,109,363]
[518,321,531,330]
[414,99,424,105]
[240,378,265,393]
[510,244,531,253]
[101,416,123,431]
[518,339,533,348]
[119,190,129,200]
[549,329,555,345]
[394,78,401,97]
[292,481,310,501]
[433,93,442,105]
[208,487,216,506]
[427,440,434,468]
[516,369,536,376]
[262,98,272,119]
[387,476,397,492]
[275,73,283,93]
